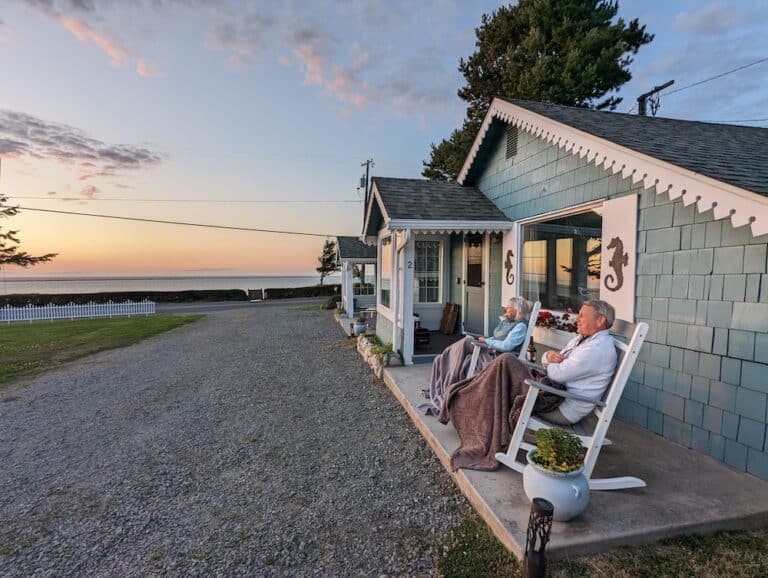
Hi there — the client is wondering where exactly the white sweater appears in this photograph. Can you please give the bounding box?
[542,330,617,423]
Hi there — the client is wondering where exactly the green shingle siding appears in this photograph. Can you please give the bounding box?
[475,127,768,479]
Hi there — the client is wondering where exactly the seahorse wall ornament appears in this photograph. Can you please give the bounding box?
[604,236,628,292]
[505,249,515,285]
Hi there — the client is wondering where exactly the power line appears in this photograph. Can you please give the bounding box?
[660,57,768,98]
[0,205,335,238]
[6,195,360,204]
[699,117,768,124]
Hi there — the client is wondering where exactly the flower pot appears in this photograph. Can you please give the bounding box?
[353,322,368,336]
[523,450,589,522]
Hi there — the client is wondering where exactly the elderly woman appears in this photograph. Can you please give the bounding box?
[419,297,532,415]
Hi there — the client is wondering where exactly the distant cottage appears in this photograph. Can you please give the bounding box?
[360,98,768,480]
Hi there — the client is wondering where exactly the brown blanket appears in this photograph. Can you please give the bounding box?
[437,353,564,471]
[419,336,495,415]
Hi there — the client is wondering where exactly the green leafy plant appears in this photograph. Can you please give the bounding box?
[370,341,393,361]
[355,316,366,323]
[334,306,346,315]
[529,428,584,473]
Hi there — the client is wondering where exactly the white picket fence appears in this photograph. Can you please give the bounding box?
[0,300,156,323]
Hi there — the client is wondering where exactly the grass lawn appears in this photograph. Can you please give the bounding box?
[438,513,768,577]
[0,314,202,388]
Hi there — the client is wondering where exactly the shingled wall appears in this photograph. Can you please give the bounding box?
[478,128,768,479]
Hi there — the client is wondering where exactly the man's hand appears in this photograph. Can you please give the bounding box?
[547,351,566,364]
[477,336,486,343]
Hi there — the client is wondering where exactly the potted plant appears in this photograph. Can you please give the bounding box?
[353,316,368,336]
[370,342,394,366]
[522,428,589,521]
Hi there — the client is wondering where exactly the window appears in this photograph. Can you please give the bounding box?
[353,263,376,295]
[380,237,392,308]
[414,240,441,303]
[521,208,602,310]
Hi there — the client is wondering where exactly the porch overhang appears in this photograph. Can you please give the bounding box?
[384,219,513,234]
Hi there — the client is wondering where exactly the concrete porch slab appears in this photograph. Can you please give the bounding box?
[382,364,768,560]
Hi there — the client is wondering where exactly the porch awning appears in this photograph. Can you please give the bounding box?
[385,219,513,234]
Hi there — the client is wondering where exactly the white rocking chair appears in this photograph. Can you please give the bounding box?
[466,301,542,378]
[495,318,649,491]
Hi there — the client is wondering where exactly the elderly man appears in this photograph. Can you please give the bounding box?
[536,299,618,425]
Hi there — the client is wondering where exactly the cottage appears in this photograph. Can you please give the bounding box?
[364,97,768,480]
[336,236,377,321]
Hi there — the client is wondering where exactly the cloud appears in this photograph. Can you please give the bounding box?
[20,0,163,77]
[0,19,10,43]
[80,185,99,199]
[136,58,163,77]
[58,15,129,65]
[0,109,163,180]
[673,2,766,36]
[289,25,335,85]
[205,12,272,65]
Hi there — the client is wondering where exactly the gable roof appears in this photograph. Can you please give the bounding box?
[336,236,377,261]
[362,177,510,237]
[458,98,768,236]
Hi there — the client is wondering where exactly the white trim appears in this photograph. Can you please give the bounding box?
[516,199,604,226]
[362,182,391,238]
[458,98,768,237]
[378,232,394,317]
[413,236,445,305]
[482,231,490,335]
[386,219,512,233]
[339,257,377,264]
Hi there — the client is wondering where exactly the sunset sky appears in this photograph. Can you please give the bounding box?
[1,0,766,276]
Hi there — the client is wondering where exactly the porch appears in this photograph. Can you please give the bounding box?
[381,363,768,559]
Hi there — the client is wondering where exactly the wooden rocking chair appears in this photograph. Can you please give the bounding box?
[495,319,648,491]
[466,301,541,378]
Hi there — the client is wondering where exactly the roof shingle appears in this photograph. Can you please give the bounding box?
[500,98,768,196]
[372,177,509,221]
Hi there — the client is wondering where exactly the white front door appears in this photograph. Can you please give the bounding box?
[464,233,485,334]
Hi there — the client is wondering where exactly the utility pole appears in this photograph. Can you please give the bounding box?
[360,158,374,221]
[636,80,674,116]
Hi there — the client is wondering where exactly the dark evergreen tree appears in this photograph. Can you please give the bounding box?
[0,195,57,268]
[316,239,340,285]
[423,0,653,181]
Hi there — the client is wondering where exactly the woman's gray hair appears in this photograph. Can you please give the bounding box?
[506,296,532,322]
[582,299,615,328]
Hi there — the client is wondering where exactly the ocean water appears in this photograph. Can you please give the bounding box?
[0,275,341,295]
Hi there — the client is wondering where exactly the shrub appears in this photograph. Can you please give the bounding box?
[529,428,584,473]
[370,341,393,361]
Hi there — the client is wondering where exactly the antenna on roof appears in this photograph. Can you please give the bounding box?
[636,80,674,116]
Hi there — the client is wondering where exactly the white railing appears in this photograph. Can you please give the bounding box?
[0,300,156,323]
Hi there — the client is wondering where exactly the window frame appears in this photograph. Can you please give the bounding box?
[379,235,393,312]
[516,200,604,313]
[413,238,443,304]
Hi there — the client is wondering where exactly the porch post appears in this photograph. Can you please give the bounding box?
[391,233,400,350]
[345,262,355,319]
[402,233,415,366]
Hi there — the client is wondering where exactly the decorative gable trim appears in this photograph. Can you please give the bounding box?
[361,181,390,238]
[457,98,768,237]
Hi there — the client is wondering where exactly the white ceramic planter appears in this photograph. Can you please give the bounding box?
[354,322,367,336]
[523,450,589,522]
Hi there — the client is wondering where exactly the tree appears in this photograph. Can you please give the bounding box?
[0,195,57,268]
[316,239,339,285]
[423,0,654,181]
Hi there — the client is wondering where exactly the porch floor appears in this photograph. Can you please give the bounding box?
[382,363,768,560]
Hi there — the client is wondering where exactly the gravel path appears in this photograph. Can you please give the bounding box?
[0,304,469,576]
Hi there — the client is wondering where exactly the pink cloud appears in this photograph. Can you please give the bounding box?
[327,69,372,108]
[59,16,129,66]
[80,185,100,200]
[137,59,163,78]
[293,43,327,85]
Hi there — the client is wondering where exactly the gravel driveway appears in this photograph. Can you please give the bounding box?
[0,304,469,576]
